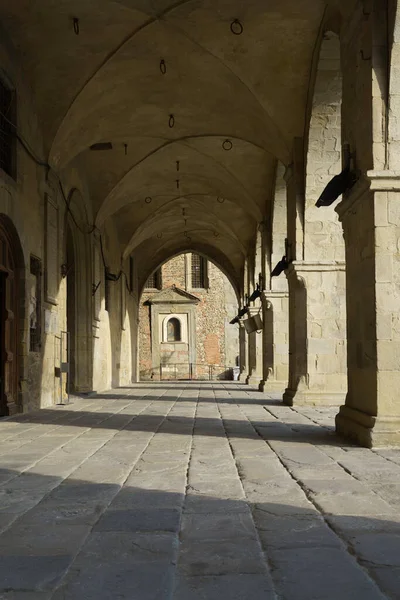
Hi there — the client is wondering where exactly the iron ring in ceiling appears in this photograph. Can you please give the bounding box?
[230,19,243,35]
[222,139,233,151]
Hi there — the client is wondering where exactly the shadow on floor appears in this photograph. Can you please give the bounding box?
[0,468,397,599]
[5,409,346,447]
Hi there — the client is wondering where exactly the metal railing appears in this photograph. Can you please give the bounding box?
[159,362,232,381]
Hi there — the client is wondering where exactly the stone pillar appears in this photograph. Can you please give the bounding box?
[283,261,347,406]
[238,319,247,381]
[335,173,400,447]
[259,291,289,392]
[246,308,263,386]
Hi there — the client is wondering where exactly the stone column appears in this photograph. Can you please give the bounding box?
[259,291,289,392]
[238,319,247,381]
[246,308,263,386]
[283,261,347,406]
[335,173,400,447]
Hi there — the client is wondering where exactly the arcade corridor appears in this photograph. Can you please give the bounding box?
[0,381,398,599]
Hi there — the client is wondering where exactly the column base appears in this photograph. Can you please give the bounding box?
[283,387,345,407]
[259,379,286,393]
[6,401,18,416]
[246,375,262,386]
[336,405,400,448]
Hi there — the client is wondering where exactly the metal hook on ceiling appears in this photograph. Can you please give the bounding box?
[145,196,152,204]
[73,17,80,35]
[160,59,167,74]
[169,114,175,128]
[230,19,243,35]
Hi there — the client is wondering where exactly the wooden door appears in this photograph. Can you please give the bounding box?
[0,228,17,416]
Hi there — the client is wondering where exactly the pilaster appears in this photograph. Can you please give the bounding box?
[259,291,289,392]
[283,260,347,406]
[245,307,263,386]
[335,171,400,446]
[238,319,247,381]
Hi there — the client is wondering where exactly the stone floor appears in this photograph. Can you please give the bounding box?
[0,382,400,599]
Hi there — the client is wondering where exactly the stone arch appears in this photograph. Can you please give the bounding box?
[64,190,93,392]
[0,214,25,414]
[139,249,241,304]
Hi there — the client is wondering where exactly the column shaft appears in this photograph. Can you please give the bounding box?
[259,291,289,392]
[283,261,347,406]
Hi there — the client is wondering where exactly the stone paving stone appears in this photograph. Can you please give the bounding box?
[0,489,46,514]
[180,513,257,542]
[0,382,400,598]
[300,476,371,495]
[0,593,51,599]
[178,537,267,576]
[53,533,177,600]
[184,495,250,514]
[369,567,400,599]
[311,492,396,517]
[0,556,72,592]
[95,508,181,533]
[268,547,386,600]
[173,574,276,600]
[350,532,400,567]
[255,513,342,550]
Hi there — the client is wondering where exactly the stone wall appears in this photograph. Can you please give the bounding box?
[0,28,136,412]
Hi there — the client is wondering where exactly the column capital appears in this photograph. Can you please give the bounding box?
[247,306,262,318]
[286,260,345,278]
[261,290,289,304]
[238,317,246,329]
[336,170,400,222]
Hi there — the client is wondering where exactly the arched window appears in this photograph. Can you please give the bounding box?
[167,317,181,342]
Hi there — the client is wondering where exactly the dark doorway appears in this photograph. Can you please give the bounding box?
[0,223,18,416]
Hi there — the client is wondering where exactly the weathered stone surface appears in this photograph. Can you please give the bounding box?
[95,508,181,533]
[269,547,386,600]
[0,382,399,599]
[173,574,275,600]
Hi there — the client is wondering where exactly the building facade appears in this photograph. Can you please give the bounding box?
[139,253,239,380]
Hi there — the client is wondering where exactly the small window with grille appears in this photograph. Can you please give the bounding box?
[145,268,161,290]
[191,254,207,288]
[0,76,16,179]
[29,256,41,352]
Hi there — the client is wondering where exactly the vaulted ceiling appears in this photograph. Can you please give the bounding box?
[0,0,354,292]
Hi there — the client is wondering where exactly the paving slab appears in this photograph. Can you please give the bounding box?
[0,382,399,598]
